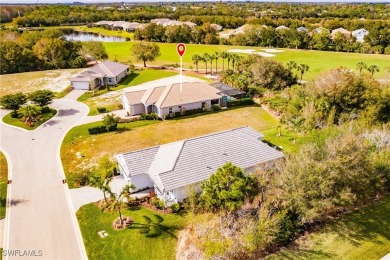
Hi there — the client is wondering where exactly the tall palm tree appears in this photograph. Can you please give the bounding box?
[367,64,380,76]
[231,54,239,72]
[202,53,210,74]
[297,63,309,83]
[286,61,297,72]
[356,62,367,75]
[88,173,113,204]
[227,53,231,70]
[209,54,215,75]
[104,184,136,226]
[18,104,42,126]
[192,54,201,73]
[220,51,228,72]
[214,52,219,73]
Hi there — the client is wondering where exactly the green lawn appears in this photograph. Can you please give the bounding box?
[77,204,187,260]
[104,42,390,80]
[0,152,8,219]
[74,26,134,39]
[2,108,57,130]
[61,106,298,185]
[267,195,390,260]
[79,69,178,116]
[63,119,159,188]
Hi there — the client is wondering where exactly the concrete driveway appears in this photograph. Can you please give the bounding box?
[1,90,88,259]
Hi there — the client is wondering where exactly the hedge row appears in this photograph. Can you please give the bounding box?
[226,98,255,107]
[88,125,117,135]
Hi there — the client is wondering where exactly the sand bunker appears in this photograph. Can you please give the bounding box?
[262,49,284,53]
[254,52,276,57]
[228,49,257,54]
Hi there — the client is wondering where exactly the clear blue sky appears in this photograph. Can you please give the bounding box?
[2,0,387,3]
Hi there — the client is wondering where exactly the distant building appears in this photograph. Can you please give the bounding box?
[312,27,330,34]
[352,28,369,42]
[296,26,308,33]
[275,25,290,31]
[70,61,130,90]
[331,27,351,39]
[210,23,223,31]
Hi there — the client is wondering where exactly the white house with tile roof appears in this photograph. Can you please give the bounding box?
[352,28,369,42]
[115,127,284,203]
[122,82,222,118]
[70,60,130,90]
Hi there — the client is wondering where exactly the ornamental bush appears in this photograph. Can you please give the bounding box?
[226,98,255,108]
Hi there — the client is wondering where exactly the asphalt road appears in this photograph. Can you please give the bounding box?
[1,91,88,260]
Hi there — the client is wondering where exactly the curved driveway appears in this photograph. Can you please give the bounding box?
[1,91,88,259]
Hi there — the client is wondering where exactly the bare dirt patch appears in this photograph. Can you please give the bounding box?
[0,68,82,97]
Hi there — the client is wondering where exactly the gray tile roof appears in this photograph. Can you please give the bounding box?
[116,127,283,192]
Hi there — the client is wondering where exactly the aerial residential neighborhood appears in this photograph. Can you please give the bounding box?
[0,1,389,260]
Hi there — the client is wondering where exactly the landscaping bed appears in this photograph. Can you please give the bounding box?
[2,108,57,130]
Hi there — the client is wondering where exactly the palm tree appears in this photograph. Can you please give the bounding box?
[287,117,305,144]
[202,53,210,74]
[18,104,42,126]
[104,184,136,226]
[286,61,297,72]
[192,54,201,73]
[209,54,215,75]
[367,64,380,76]
[297,64,309,83]
[220,51,228,72]
[214,52,219,73]
[356,62,367,75]
[231,54,239,72]
[227,53,231,70]
[88,173,113,204]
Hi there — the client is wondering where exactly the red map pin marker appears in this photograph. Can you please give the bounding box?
[177,43,186,57]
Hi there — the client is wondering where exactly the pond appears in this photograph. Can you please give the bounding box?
[63,30,126,42]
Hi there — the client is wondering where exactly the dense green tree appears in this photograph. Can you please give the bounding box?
[102,113,119,132]
[356,62,367,75]
[131,42,160,67]
[200,162,258,213]
[81,41,108,62]
[0,93,27,117]
[367,65,380,76]
[28,90,55,107]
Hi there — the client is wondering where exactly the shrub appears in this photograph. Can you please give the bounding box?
[226,98,255,108]
[211,105,221,111]
[184,108,203,116]
[150,197,166,209]
[97,107,107,113]
[140,112,158,120]
[125,37,131,41]
[73,170,90,187]
[88,125,108,135]
[171,203,180,213]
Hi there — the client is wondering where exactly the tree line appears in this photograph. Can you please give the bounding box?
[5,3,389,28]
[0,29,108,74]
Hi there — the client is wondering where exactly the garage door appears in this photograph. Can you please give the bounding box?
[72,81,90,90]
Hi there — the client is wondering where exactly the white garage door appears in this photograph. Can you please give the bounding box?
[72,81,90,90]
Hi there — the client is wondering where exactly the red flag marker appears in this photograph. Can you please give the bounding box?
[177,43,186,57]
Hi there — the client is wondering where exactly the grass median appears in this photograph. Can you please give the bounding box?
[2,108,57,130]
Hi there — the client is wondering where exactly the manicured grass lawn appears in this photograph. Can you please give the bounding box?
[74,26,134,39]
[77,204,187,260]
[0,68,82,97]
[79,69,178,116]
[63,119,159,188]
[104,42,390,80]
[61,106,297,184]
[267,195,390,260]
[0,152,8,219]
[2,108,57,130]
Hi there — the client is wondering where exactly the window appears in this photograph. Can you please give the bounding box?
[169,107,172,114]
[211,99,219,105]
[116,77,118,81]
[202,102,206,108]
[178,106,182,111]
[108,78,111,83]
